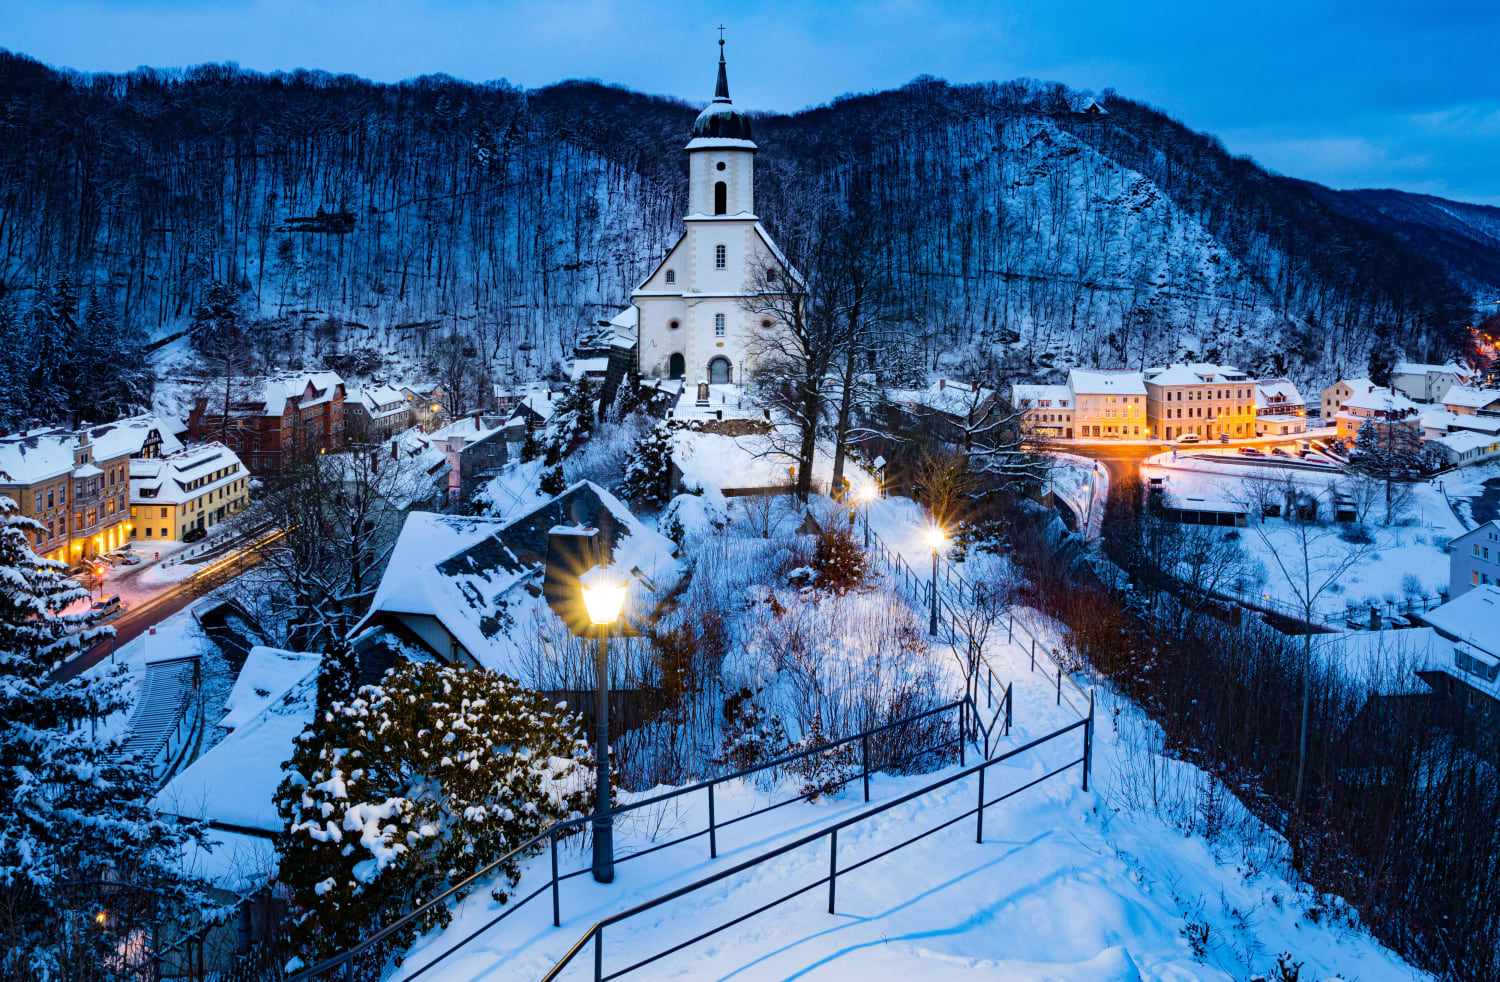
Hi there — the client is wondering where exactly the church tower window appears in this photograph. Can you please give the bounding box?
[715,313,726,336]
[715,244,727,269]
[665,269,675,284]
[714,181,727,214]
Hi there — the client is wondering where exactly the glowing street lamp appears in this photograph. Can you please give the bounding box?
[859,482,878,548]
[579,564,628,884]
[925,526,947,636]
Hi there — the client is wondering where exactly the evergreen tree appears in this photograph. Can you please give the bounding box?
[0,496,206,977]
[315,632,359,716]
[539,462,566,497]
[519,419,541,463]
[27,269,79,419]
[620,420,679,508]
[552,377,597,451]
[1367,346,1395,389]
[275,663,597,969]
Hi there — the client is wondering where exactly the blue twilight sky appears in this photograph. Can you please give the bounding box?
[4,0,1498,205]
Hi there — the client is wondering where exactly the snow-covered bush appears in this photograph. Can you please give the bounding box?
[275,663,598,967]
[660,486,728,545]
[810,525,868,594]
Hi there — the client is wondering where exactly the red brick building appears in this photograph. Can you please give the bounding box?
[188,372,347,474]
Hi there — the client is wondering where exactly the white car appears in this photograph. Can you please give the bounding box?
[1177,434,1201,444]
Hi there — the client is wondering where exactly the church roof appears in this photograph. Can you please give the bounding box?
[690,40,754,145]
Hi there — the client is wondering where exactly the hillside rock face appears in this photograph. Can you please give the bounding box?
[0,54,1482,392]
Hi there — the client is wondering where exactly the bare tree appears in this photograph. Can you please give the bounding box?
[426,330,492,419]
[1233,472,1375,810]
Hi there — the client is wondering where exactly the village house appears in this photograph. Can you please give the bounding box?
[128,443,250,544]
[0,424,133,563]
[400,384,449,431]
[892,379,998,429]
[187,371,346,475]
[1010,383,1074,439]
[85,413,184,461]
[1252,378,1308,436]
[346,383,412,443]
[1440,385,1500,416]
[1069,369,1147,439]
[1450,521,1500,598]
[1417,585,1500,750]
[1391,361,1473,403]
[428,412,512,507]
[1335,385,1420,442]
[1143,363,1256,441]
[1319,377,1373,423]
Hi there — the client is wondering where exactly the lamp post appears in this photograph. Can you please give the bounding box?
[859,483,877,548]
[579,566,627,884]
[925,526,946,636]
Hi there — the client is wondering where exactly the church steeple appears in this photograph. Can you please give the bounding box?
[714,37,731,102]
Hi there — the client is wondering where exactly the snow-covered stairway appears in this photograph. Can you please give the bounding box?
[112,654,202,786]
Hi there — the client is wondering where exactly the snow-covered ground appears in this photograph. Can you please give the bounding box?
[378,495,1430,982]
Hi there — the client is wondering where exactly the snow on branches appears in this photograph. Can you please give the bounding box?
[274,662,599,966]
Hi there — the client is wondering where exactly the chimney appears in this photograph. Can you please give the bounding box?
[391,439,399,461]
[939,379,946,390]
[474,411,481,430]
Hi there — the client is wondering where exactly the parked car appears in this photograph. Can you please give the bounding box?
[108,550,142,566]
[90,595,122,617]
[1178,434,1201,444]
[1238,447,1265,457]
[1270,447,1290,457]
[182,527,207,543]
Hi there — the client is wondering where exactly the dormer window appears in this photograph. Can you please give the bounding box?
[665,269,676,285]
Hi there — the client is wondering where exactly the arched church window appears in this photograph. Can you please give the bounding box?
[714,182,727,215]
[665,269,675,284]
[715,314,726,337]
[715,244,727,269]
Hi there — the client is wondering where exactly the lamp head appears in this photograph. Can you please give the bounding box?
[580,564,628,626]
[859,483,877,502]
[925,526,947,550]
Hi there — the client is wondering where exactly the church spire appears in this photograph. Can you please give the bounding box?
[714,31,731,103]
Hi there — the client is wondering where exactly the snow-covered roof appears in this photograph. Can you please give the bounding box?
[685,137,758,151]
[85,413,184,460]
[151,657,319,833]
[1144,362,1249,387]
[508,392,557,423]
[0,427,80,484]
[1318,627,1446,696]
[892,379,997,417]
[1440,385,1500,410]
[1343,386,1418,414]
[1433,430,1500,455]
[1330,377,1374,396]
[1068,369,1146,395]
[1254,378,1304,408]
[130,443,246,507]
[254,371,346,415]
[218,646,320,731]
[1420,585,1500,654]
[1394,361,1467,377]
[360,482,682,679]
[427,413,511,447]
[353,383,409,418]
[1011,384,1072,407]
[568,357,610,381]
[1452,520,1500,548]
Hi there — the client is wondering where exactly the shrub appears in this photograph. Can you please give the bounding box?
[811,525,868,594]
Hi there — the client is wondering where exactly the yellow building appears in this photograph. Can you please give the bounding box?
[0,425,132,564]
[1067,369,1147,439]
[1144,363,1258,442]
[129,443,251,544]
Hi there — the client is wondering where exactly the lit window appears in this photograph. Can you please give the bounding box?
[715,244,727,269]
[715,314,726,337]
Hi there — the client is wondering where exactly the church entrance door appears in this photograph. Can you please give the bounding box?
[708,357,732,384]
[668,353,685,380]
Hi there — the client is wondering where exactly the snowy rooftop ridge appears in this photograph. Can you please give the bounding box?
[85,412,184,461]
[1143,362,1249,387]
[1394,360,1468,377]
[1440,385,1500,410]
[1067,368,1146,395]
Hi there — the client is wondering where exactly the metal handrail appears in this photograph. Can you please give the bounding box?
[540,703,1093,982]
[286,696,971,982]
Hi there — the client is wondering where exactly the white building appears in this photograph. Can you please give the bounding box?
[1011,383,1074,438]
[1252,378,1308,436]
[633,40,797,386]
[1391,361,1472,403]
[129,443,251,543]
[1450,521,1500,599]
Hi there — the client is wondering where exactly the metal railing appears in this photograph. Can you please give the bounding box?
[540,703,1094,981]
[287,697,973,982]
[865,525,1091,718]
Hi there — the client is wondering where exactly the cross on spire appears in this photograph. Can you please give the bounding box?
[718,25,726,43]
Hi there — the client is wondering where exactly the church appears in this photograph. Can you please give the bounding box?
[632,38,796,386]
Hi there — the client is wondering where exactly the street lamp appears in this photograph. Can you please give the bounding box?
[925,526,946,636]
[859,483,877,548]
[579,565,628,884]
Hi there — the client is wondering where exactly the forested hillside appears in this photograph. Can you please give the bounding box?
[0,50,1481,424]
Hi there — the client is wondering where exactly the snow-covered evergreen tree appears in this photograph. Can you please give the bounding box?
[0,496,206,978]
[275,663,597,969]
[519,418,542,463]
[552,377,598,451]
[315,633,358,715]
[539,461,567,497]
[620,420,680,508]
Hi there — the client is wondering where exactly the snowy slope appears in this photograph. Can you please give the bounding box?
[378,496,1430,982]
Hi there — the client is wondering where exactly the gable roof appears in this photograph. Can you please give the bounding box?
[1420,585,1500,654]
[1441,385,1500,410]
[1069,369,1146,395]
[86,413,184,460]
[360,482,681,679]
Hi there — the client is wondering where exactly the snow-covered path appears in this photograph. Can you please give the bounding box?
[383,496,1430,982]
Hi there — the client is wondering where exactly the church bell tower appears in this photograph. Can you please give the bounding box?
[685,36,756,218]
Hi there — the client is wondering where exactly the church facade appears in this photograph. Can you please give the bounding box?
[633,41,795,385]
